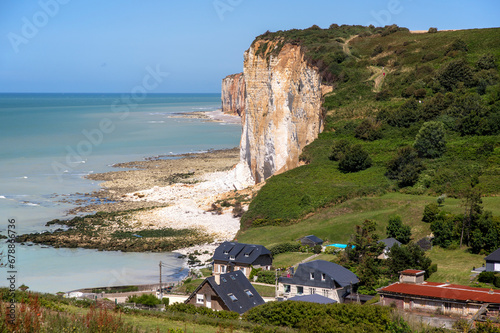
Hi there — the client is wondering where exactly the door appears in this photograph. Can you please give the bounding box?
[206,294,211,309]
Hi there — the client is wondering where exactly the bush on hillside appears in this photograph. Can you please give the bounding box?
[354,119,383,141]
[422,203,440,223]
[476,53,497,70]
[414,121,446,158]
[437,59,475,91]
[269,242,301,256]
[328,139,351,161]
[385,146,424,187]
[338,144,372,173]
[428,27,438,33]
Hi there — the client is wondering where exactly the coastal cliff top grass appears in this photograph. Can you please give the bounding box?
[239,25,500,237]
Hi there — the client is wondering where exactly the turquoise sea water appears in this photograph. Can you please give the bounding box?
[0,93,242,293]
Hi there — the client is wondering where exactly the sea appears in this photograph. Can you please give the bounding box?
[0,93,242,293]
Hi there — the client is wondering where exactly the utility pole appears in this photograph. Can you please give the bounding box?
[159,261,163,300]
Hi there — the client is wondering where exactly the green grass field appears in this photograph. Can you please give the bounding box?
[239,192,500,248]
[426,247,485,285]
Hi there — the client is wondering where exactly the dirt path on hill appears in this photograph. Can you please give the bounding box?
[342,35,358,57]
[367,66,385,92]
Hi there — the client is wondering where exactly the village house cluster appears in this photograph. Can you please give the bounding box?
[184,238,500,321]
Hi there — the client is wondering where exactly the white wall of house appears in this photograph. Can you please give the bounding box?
[277,282,348,303]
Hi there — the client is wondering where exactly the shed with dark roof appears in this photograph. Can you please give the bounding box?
[300,235,324,247]
[185,271,265,314]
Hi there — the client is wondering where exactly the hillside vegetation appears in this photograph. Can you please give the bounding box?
[240,25,500,234]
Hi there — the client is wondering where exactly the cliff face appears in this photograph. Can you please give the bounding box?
[240,40,326,183]
[221,73,245,116]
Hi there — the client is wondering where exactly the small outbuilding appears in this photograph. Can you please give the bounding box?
[300,235,323,247]
[485,248,500,272]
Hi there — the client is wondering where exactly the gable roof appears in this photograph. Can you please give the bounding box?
[213,242,271,265]
[301,235,323,244]
[485,248,500,262]
[288,294,337,304]
[186,271,265,314]
[380,281,500,304]
[285,260,358,288]
[379,238,402,249]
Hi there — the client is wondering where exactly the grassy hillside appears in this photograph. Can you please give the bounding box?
[240,26,500,231]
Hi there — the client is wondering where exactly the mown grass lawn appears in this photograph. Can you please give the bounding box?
[426,246,485,286]
[251,284,276,297]
[272,252,314,268]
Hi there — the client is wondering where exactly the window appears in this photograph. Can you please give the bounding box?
[323,289,329,298]
[245,289,254,297]
[229,255,235,260]
[220,265,226,273]
[223,250,229,254]
[196,294,204,304]
[228,293,238,302]
[310,287,316,294]
[321,273,326,281]
[284,284,291,293]
[296,286,304,295]
[230,275,236,280]
[310,272,315,280]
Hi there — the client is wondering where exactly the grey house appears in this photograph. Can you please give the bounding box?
[300,235,324,247]
[378,238,402,260]
[277,260,359,303]
[212,242,272,279]
[185,271,265,314]
[485,248,500,272]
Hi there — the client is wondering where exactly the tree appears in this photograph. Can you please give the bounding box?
[386,215,412,244]
[329,139,350,161]
[388,243,432,278]
[460,177,483,247]
[385,146,424,187]
[338,144,372,173]
[344,220,385,290]
[413,121,446,158]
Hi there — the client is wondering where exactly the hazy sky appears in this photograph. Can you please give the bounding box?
[1,0,498,93]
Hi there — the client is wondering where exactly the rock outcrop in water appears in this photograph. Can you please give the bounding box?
[221,73,245,116]
[240,40,327,183]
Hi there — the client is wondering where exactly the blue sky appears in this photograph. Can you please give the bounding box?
[0,0,498,93]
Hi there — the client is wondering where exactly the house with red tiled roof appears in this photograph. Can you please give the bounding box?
[379,270,500,318]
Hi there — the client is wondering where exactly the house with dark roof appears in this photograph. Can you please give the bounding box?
[378,238,402,260]
[185,271,265,314]
[277,260,359,303]
[485,248,500,272]
[212,242,272,280]
[379,270,500,317]
[300,235,324,247]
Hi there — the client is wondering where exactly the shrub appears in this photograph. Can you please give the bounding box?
[338,144,372,173]
[256,270,276,284]
[385,146,424,187]
[354,118,382,141]
[127,294,161,307]
[422,203,440,223]
[313,244,322,254]
[414,121,446,158]
[446,39,468,55]
[476,53,497,70]
[269,242,301,256]
[437,59,474,91]
[428,27,438,33]
[372,45,383,57]
[478,271,496,283]
[328,139,351,161]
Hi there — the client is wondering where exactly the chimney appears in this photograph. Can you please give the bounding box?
[214,273,220,285]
